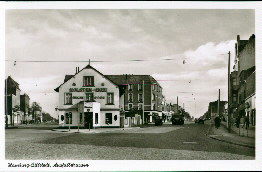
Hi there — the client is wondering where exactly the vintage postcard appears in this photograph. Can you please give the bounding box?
[1,1,261,171]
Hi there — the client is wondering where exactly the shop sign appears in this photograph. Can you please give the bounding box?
[69,88,107,92]
[72,96,105,99]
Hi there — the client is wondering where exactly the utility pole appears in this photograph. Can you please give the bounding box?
[218,89,220,118]
[228,51,231,133]
[142,80,145,124]
[177,96,179,113]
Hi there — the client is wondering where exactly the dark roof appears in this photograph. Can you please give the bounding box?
[238,40,248,52]
[239,66,255,80]
[105,75,160,87]
[54,65,119,92]
[64,75,74,83]
[6,76,20,90]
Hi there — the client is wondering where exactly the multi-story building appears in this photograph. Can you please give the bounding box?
[5,76,21,126]
[20,93,30,123]
[106,74,163,124]
[54,65,165,127]
[208,100,227,121]
[230,34,256,126]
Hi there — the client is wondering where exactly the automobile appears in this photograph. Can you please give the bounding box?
[195,118,204,124]
[171,114,184,125]
[154,116,163,126]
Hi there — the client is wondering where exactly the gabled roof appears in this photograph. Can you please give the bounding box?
[54,65,119,92]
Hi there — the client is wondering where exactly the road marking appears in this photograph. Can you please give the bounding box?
[183,142,197,144]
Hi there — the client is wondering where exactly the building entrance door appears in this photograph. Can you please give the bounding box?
[84,112,93,129]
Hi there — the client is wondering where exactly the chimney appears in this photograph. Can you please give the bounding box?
[77,67,80,73]
[75,67,78,74]
[237,35,240,44]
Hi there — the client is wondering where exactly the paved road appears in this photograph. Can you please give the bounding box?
[5,123,255,160]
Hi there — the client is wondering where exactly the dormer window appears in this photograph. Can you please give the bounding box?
[83,76,94,87]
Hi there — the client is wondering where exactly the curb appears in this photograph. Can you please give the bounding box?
[208,135,255,149]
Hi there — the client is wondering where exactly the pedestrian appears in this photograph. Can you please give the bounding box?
[214,116,221,129]
[235,116,240,128]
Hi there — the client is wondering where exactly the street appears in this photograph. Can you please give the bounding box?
[6,123,255,160]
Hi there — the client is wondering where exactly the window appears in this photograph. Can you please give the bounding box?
[65,112,72,124]
[128,103,133,110]
[152,104,156,110]
[107,93,114,104]
[128,84,133,91]
[138,84,143,91]
[61,115,64,121]
[79,113,82,124]
[64,93,72,105]
[138,103,143,110]
[152,93,156,101]
[83,76,94,86]
[233,94,237,102]
[105,113,112,124]
[233,78,237,86]
[138,93,143,102]
[114,115,117,121]
[128,93,133,102]
[95,113,98,124]
[86,93,94,102]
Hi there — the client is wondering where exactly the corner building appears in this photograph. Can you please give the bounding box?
[55,65,124,128]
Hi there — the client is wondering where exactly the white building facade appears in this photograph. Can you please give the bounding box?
[55,65,122,128]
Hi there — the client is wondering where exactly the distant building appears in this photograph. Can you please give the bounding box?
[20,93,30,123]
[208,100,227,121]
[5,76,21,126]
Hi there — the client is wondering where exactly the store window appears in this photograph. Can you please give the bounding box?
[64,93,72,105]
[86,92,94,102]
[83,76,94,87]
[107,93,114,104]
[65,112,72,124]
[105,113,112,124]
[95,113,98,124]
[79,113,82,124]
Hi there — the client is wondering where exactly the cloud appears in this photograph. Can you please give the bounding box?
[184,40,236,68]
[5,10,254,118]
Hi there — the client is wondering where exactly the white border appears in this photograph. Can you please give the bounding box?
[1,1,262,171]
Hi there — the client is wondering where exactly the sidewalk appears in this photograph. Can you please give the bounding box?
[51,127,139,134]
[208,121,255,148]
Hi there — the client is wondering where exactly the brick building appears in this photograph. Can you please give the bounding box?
[106,74,164,124]
[230,34,256,126]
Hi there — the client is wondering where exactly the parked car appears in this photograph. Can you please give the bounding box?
[171,114,184,125]
[154,116,163,126]
[195,118,204,124]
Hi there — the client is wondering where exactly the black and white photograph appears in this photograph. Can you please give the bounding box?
[1,1,262,171]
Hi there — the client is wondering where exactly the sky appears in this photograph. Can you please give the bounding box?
[5,9,255,118]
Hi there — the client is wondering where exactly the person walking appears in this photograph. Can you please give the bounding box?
[214,116,221,129]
